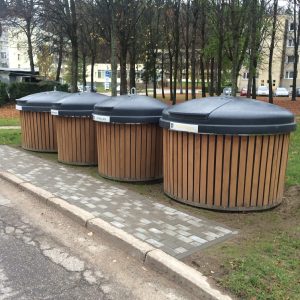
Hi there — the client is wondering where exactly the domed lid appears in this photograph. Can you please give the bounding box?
[160,96,296,135]
[93,93,167,124]
[51,92,109,117]
[16,91,69,112]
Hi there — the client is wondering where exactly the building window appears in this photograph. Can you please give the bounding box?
[290,22,295,31]
[287,55,295,63]
[288,39,294,47]
[0,52,6,59]
[243,72,249,79]
[97,70,105,78]
[285,71,294,79]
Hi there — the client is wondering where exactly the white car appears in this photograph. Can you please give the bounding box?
[257,86,269,96]
[274,87,289,97]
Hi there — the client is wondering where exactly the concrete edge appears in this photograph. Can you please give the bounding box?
[0,169,232,300]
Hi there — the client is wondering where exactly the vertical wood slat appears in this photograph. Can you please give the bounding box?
[97,123,163,182]
[20,111,57,152]
[55,116,97,165]
[163,131,290,211]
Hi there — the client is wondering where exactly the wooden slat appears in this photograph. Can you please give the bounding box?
[214,136,224,207]
[193,134,201,203]
[187,133,194,202]
[199,135,208,204]
[221,136,232,207]
[177,132,183,199]
[145,124,152,179]
[182,133,188,201]
[237,136,247,207]
[257,136,269,207]
[163,129,168,191]
[207,135,216,206]
[263,135,275,206]
[173,131,178,196]
[229,136,239,208]
[244,136,255,207]
[169,130,174,195]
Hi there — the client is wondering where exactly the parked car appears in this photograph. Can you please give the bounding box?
[257,86,269,96]
[240,87,248,96]
[274,87,289,97]
[295,88,300,96]
[223,87,232,96]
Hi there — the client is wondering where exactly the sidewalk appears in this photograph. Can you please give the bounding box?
[0,145,236,259]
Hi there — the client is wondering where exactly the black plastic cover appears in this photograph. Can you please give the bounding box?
[93,94,167,124]
[16,91,69,112]
[51,92,109,117]
[159,96,296,135]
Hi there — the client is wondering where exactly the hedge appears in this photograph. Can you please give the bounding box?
[0,81,69,106]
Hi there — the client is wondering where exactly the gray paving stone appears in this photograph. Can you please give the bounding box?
[0,145,236,259]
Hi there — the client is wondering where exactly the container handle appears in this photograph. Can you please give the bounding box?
[130,87,136,95]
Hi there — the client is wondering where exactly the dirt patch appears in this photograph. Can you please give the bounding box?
[0,104,20,119]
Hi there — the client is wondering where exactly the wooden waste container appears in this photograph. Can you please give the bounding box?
[16,91,69,152]
[51,92,109,165]
[159,97,296,211]
[93,93,167,182]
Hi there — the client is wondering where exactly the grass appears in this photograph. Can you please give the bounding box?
[286,125,300,186]
[0,129,21,145]
[0,117,20,126]
[0,122,299,300]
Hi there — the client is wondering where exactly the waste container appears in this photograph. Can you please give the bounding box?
[16,91,69,152]
[51,92,109,165]
[159,97,296,211]
[93,92,167,182]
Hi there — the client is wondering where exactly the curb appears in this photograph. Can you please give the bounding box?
[0,170,232,300]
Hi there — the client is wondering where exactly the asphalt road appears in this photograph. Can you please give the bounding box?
[0,178,196,300]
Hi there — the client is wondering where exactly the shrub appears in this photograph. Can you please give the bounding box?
[7,81,69,101]
[0,82,9,106]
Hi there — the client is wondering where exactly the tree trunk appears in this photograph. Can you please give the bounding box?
[120,44,128,95]
[168,51,173,102]
[190,6,198,99]
[70,0,78,93]
[55,36,63,82]
[185,0,190,100]
[209,58,214,96]
[26,28,35,76]
[161,50,165,98]
[82,54,86,88]
[292,0,300,101]
[200,55,206,97]
[216,1,224,96]
[111,3,117,97]
[180,52,183,94]
[91,55,95,92]
[269,0,278,103]
[129,47,136,89]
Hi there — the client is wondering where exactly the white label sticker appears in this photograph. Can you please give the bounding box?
[93,114,110,123]
[51,109,59,116]
[15,105,22,111]
[170,122,198,133]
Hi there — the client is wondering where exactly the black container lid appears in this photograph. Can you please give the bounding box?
[160,96,296,135]
[93,93,167,124]
[16,91,69,112]
[51,92,109,117]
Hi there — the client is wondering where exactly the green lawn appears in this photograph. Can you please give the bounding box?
[0,118,20,126]
[286,125,300,186]
[0,129,21,144]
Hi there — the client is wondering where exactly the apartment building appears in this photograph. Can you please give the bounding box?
[238,14,300,92]
[0,25,37,83]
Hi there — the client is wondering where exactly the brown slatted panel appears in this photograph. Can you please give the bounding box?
[106,123,112,176]
[193,134,201,203]
[187,133,194,202]
[244,136,255,207]
[221,136,231,208]
[169,130,174,195]
[177,132,183,200]
[214,136,224,207]
[146,124,152,180]
[163,129,168,191]
[263,135,275,206]
[207,135,216,206]
[140,124,147,180]
[273,135,284,201]
[229,136,239,208]
[257,136,269,207]
[199,135,208,204]
[173,131,178,197]
[237,136,247,207]
[277,134,290,200]
[182,133,188,201]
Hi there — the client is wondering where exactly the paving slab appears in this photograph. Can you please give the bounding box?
[0,145,237,259]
